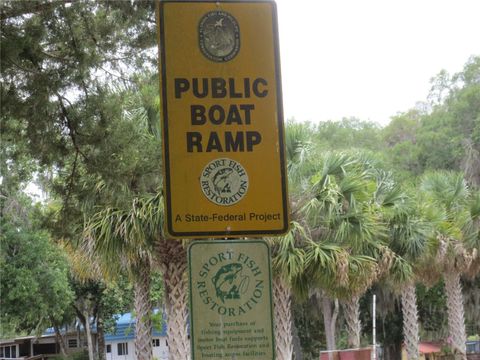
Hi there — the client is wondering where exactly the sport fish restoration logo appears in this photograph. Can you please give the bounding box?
[196,250,265,317]
[212,263,249,302]
[200,158,249,206]
[188,240,275,359]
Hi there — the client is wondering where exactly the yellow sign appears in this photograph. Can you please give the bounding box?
[188,240,274,359]
[157,0,289,238]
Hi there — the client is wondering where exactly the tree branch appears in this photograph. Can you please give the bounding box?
[56,94,88,161]
[0,1,74,21]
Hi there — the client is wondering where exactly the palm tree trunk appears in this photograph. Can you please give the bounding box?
[84,310,95,360]
[400,283,419,360]
[320,292,338,360]
[134,261,153,360]
[292,317,303,360]
[342,295,361,348]
[158,240,189,360]
[273,276,293,360]
[97,315,106,360]
[444,271,467,360]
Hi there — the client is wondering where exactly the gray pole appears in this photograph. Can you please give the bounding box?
[372,294,377,360]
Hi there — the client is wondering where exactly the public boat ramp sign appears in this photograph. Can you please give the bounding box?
[157,0,289,238]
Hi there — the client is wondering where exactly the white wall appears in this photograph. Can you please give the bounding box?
[152,338,169,360]
[106,340,134,360]
[105,338,168,360]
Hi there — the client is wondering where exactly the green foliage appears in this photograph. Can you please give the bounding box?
[0,194,74,336]
[1,2,479,356]
[58,350,89,360]
[462,276,480,335]
[2,4,166,349]
[360,287,404,359]
[150,271,166,333]
[268,221,308,283]
[382,56,480,183]
[99,277,134,334]
[1,1,162,244]
[416,282,448,339]
[84,191,163,278]
[292,298,324,359]
[313,118,383,152]
[1,0,156,172]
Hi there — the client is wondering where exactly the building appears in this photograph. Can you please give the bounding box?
[401,341,480,360]
[0,313,168,360]
[401,342,443,360]
[0,329,89,360]
[105,313,168,360]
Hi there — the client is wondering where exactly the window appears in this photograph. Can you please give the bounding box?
[68,339,78,348]
[1,345,17,358]
[466,342,480,354]
[117,343,128,356]
[165,339,168,347]
[152,339,160,347]
[106,345,111,353]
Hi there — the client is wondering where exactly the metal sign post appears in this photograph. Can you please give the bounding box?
[372,294,376,360]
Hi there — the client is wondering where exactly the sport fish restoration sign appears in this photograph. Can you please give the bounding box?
[188,240,275,359]
[157,0,289,238]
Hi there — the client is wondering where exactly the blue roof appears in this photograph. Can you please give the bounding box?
[104,312,167,341]
[43,312,167,340]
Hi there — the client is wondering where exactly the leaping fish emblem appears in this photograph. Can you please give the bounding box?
[211,263,250,303]
[212,168,234,195]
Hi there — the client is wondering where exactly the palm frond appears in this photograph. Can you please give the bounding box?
[83,191,164,279]
[388,254,414,287]
[268,221,309,281]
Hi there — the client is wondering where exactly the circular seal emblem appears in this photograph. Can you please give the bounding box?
[198,11,240,62]
[200,158,249,206]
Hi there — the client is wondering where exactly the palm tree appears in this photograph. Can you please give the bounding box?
[79,78,194,360]
[85,192,192,360]
[301,152,388,352]
[155,238,190,359]
[267,222,308,359]
[265,121,316,359]
[419,172,480,360]
[373,177,434,360]
[85,193,163,360]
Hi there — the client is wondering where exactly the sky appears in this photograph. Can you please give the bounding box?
[274,0,480,125]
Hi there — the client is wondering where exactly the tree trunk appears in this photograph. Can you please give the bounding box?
[292,318,303,360]
[331,299,339,347]
[134,261,153,360]
[53,324,67,356]
[97,315,106,360]
[84,310,95,360]
[444,271,467,360]
[273,276,293,360]
[74,303,95,360]
[342,295,361,349]
[158,240,189,360]
[401,283,419,360]
[320,293,337,360]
